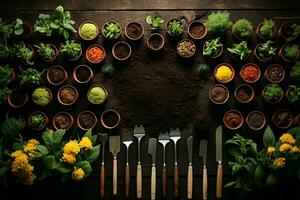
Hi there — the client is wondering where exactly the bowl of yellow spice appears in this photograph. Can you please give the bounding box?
[79,21,99,41]
[214,63,235,83]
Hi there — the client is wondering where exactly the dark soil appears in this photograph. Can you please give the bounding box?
[113,45,202,135]
[79,112,95,129]
[225,112,242,128]
[55,113,71,129]
[267,65,284,82]
[49,67,65,84]
[76,66,91,82]
[102,111,119,127]
[126,23,142,39]
[274,111,292,127]
[10,90,26,106]
[114,44,130,59]
[248,112,265,129]
[193,112,211,130]
[236,86,252,102]
[210,86,228,103]
[148,35,163,49]
[59,87,77,104]
[282,23,293,38]
[189,23,206,38]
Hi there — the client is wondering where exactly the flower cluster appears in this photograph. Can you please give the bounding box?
[72,167,85,181]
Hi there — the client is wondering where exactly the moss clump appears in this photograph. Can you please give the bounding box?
[88,87,107,104]
[80,23,98,40]
[32,87,51,106]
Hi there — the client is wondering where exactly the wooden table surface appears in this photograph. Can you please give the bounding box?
[1,0,300,199]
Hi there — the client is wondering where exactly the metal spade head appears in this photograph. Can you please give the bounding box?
[148,138,157,165]
[199,139,208,166]
[109,136,120,157]
[187,136,193,164]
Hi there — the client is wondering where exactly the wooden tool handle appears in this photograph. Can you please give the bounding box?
[162,167,167,198]
[203,167,208,200]
[125,165,130,198]
[100,165,105,198]
[151,166,156,200]
[113,158,117,195]
[136,164,142,199]
[187,165,193,199]
[173,165,179,198]
[216,163,223,199]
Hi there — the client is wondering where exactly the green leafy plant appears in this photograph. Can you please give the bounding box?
[13,18,23,35]
[259,19,275,38]
[103,22,121,39]
[0,87,11,104]
[0,44,10,60]
[195,64,210,78]
[283,44,299,60]
[227,41,252,60]
[203,37,222,57]
[32,87,51,106]
[263,83,283,102]
[232,19,253,39]
[287,85,300,103]
[30,113,46,129]
[34,14,52,37]
[60,40,81,59]
[146,16,164,30]
[291,62,300,83]
[286,23,300,42]
[205,11,232,34]
[19,67,45,86]
[0,17,14,43]
[0,64,13,86]
[11,42,34,65]
[34,43,55,61]
[167,20,183,36]
[1,114,25,140]
[101,64,115,77]
[257,40,277,59]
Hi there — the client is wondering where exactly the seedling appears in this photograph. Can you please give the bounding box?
[146,16,164,30]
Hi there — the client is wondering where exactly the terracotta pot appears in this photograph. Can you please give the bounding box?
[279,43,300,63]
[78,21,99,41]
[112,41,132,61]
[57,85,78,106]
[166,19,184,37]
[203,40,223,59]
[240,63,261,83]
[272,109,293,129]
[214,63,235,83]
[264,64,285,83]
[15,23,33,41]
[46,65,68,86]
[73,65,94,84]
[223,110,244,130]
[255,23,276,40]
[85,44,106,64]
[53,111,74,130]
[177,39,196,58]
[285,86,300,104]
[102,21,122,40]
[293,113,300,126]
[147,33,165,51]
[7,89,29,108]
[28,111,49,131]
[230,51,250,62]
[32,86,53,107]
[87,85,108,105]
[254,44,273,62]
[38,44,59,63]
[21,44,35,65]
[278,22,298,41]
[187,20,207,40]
[100,109,121,129]
[232,28,253,41]
[234,84,254,103]
[125,21,144,41]
[208,84,229,104]
[77,110,97,131]
[262,84,284,104]
[67,47,82,62]
[246,111,266,131]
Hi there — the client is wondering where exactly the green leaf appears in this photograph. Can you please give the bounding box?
[83,129,97,145]
[0,164,9,177]
[287,126,300,145]
[146,16,152,25]
[84,145,100,162]
[224,181,237,188]
[52,129,65,144]
[56,162,72,173]
[43,155,55,170]
[263,126,275,148]
[42,129,53,149]
[36,144,49,155]
[77,161,92,177]
[254,165,265,187]
[265,173,278,186]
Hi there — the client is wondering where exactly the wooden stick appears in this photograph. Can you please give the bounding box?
[151,166,156,200]
[173,165,179,198]
[187,165,193,199]
[216,162,223,199]
[162,166,167,198]
[113,158,117,195]
[100,165,105,198]
[203,166,208,200]
[125,165,130,198]
[136,164,142,199]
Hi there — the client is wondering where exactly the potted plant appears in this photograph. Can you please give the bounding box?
[112,41,132,61]
[177,39,196,58]
[7,88,29,108]
[205,11,232,35]
[240,63,261,83]
[32,87,52,106]
[278,22,300,42]
[286,85,300,104]
[77,110,97,131]
[227,41,251,61]
[73,65,94,84]
[262,83,283,103]
[0,114,25,137]
[100,109,121,129]
[14,19,32,40]
[0,64,15,86]
[28,111,48,130]
[279,44,299,62]
[232,19,253,40]
[85,44,106,64]
[60,40,82,61]
[46,65,68,86]
[147,33,165,51]
[125,21,144,41]
[208,84,229,104]
[146,16,164,31]
[223,110,244,130]
[102,21,121,40]
[101,64,115,77]
[19,67,45,87]
[166,19,184,37]
[0,43,11,61]
[87,86,108,105]
[53,111,74,130]
[187,20,207,40]
[34,42,58,62]
[272,109,293,129]
[78,21,99,41]
[214,63,235,83]
[0,87,11,105]
[58,85,78,106]
[256,19,276,40]
[254,40,277,62]
[246,111,266,131]
[11,42,34,65]
[234,84,254,103]
[203,37,223,58]
[264,64,285,83]
[290,61,300,83]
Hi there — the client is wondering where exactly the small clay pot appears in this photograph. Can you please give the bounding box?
[214,63,235,83]
[262,84,284,104]
[230,51,250,62]
[254,44,274,62]
[223,110,244,130]
[21,44,35,65]
[78,21,99,41]
[256,23,276,40]
[28,111,49,131]
[67,47,82,62]
[85,44,106,64]
[279,43,300,63]
[102,21,122,40]
[38,44,59,63]
[177,39,196,58]
[272,109,293,129]
[32,86,53,107]
[187,20,207,40]
[240,63,261,83]
[53,111,74,130]
[246,111,266,131]
[7,89,29,108]
[208,84,229,104]
[87,86,108,105]
[234,84,254,103]
[57,85,78,106]
[293,113,300,126]
[125,21,144,41]
[47,65,68,86]
[264,64,285,83]
[73,65,94,84]
[203,40,223,59]
[100,109,121,129]
[77,110,97,131]
[166,19,184,37]
[285,86,300,104]
[278,22,298,41]
[15,23,33,41]
[112,41,132,61]
[232,28,253,41]
[147,33,165,51]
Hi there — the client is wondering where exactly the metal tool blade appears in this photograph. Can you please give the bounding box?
[133,125,145,163]
[109,136,120,157]
[199,139,208,166]
[187,136,193,164]
[158,132,170,146]
[215,126,223,162]
[148,138,157,165]
[99,133,108,163]
[122,131,133,147]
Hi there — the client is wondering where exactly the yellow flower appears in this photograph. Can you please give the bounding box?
[23,173,36,185]
[28,139,39,145]
[279,133,295,145]
[267,146,276,154]
[279,143,293,152]
[72,167,85,181]
[11,153,29,173]
[291,146,300,153]
[79,137,93,150]
[61,153,76,164]
[273,157,286,168]
[63,140,80,155]
[11,150,24,158]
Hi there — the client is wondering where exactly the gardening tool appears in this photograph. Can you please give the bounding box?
[170,128,181,198]
[187,136,193,199]
[148,138,157,200]
[99,133,108,198]
[216,125,223,199]
[199,139,208,200]
[133,125,145,199]
[158,132,170,198]
[109,135,120,196]
[122,131,133,198]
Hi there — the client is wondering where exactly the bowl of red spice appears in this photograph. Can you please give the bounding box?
[86,44,106,64]
[240,63,261,83]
